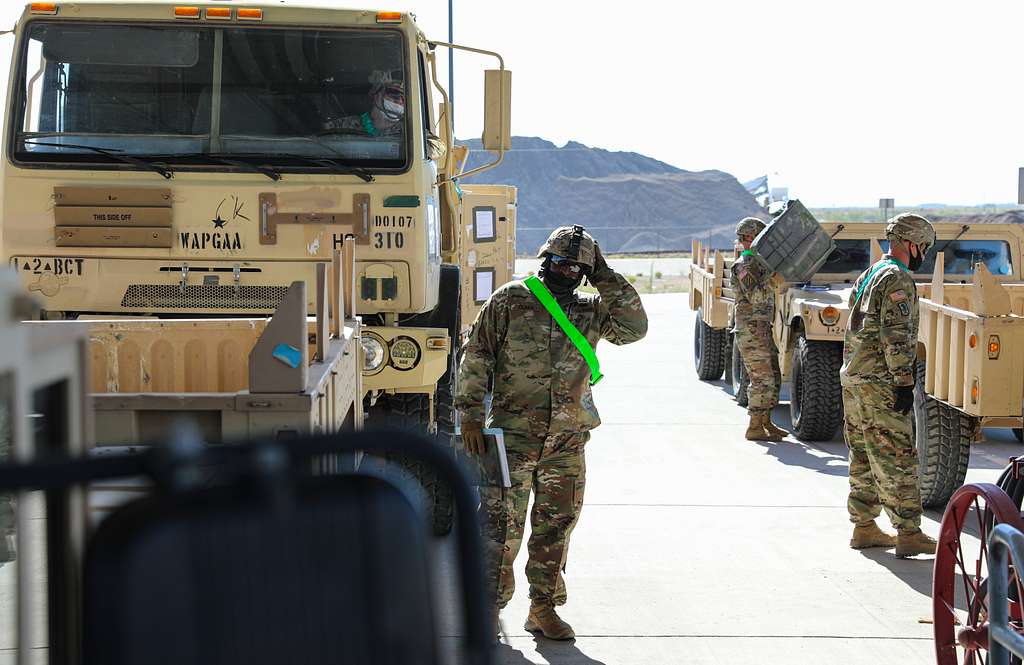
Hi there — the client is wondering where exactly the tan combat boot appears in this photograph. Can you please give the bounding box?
[524,604,575,640]
[850,521,897,549]
[745,413,768,441]
[763,416,789,441]
[895,530,938,558]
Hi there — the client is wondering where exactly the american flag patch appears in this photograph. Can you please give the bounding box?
[889,289,907,303]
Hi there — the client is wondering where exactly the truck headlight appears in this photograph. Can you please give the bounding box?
[819,306,841,326]
[389,336,421,371]
[361,334,387,374]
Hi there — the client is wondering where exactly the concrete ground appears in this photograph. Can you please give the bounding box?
[473,293,1013,665]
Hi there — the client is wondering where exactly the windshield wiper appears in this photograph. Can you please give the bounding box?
[271,153,374,182]
[151,153,282,181]
[21,139,174,179]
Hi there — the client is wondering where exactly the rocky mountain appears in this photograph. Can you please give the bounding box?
[458,136,763,254]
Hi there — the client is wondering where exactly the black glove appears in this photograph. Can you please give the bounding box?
[893,385,914,415]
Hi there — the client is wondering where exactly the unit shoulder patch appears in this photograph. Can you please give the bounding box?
[897,301,911,317]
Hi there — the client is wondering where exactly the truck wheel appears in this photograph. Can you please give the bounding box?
[731,335,749,407]
[694,308,728,380]
[915,361,975,508]
[369,392,454,537]
[789,336,843,441]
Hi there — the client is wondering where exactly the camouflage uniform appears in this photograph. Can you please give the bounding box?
[731,252,781,413]
[321,112,402,137]
[456,248,647,609]
[841,254,922,532]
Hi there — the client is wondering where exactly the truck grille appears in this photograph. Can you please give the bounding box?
[121,284,289,310]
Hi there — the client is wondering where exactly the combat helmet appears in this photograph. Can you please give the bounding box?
[536,225,596,271]
[885,213,936,254]
[735,217,766,238]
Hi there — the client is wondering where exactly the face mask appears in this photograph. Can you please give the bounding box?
[907,243,925,271]
[382,99,404,122]
[540,258,583,295]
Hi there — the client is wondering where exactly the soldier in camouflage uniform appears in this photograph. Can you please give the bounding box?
[320,70,404,137]
[841,213,937,558]
[457,225,647,640]
[731,217,788,442]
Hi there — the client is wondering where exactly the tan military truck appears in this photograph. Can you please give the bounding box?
[690,223,1024,475]
[1,1,513,532]
[689,222,874,439]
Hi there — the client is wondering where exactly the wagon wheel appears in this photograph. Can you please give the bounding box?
[934,483,1024,665]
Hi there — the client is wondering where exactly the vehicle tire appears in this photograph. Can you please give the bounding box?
[915,361,975,508]
[789,336,843,441]
[693,308,728,381]
[731,334,749,408]
[369,391,454,537]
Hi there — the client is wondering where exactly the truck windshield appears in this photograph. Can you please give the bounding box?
[12,22,409,172]
[879,239,1013,276]
[819,239,871,274]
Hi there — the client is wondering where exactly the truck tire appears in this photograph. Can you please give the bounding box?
[789,336,843,441]
[694,308,728,380]
[731,334,749,407]
[369,393,454,537]
[915,361,975,508]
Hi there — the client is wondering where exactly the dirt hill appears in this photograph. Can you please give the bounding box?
[459,137,763,254]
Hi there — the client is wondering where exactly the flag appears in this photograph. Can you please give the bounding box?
[744,175,769,198]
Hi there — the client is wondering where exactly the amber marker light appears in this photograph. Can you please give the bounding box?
[237,8,263,20]
[426,337,449,351]
[206,7,232,19]
[376,11,403,23]
[989,335,1001,359]
[969,333,978,348]
[30,2,58,13]
[174,6,201,18]
[971,379,980,404]
[819,306,841,326]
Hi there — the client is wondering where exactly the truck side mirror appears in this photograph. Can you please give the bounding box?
[482,69,511,152]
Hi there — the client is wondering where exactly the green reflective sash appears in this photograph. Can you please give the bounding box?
[854,257,909,303]
[524,275,604,385]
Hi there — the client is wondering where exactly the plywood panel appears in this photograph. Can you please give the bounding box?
[217,339,247,392]
[150,340,175,393]
[117,340,142,393]
[935,314,951,401]
[949,319,965,408]
[184,340,207,392]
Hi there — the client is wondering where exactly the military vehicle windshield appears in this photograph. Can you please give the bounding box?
[11,23,409,172]
[818,239,871,274]
[880,239,1013,276]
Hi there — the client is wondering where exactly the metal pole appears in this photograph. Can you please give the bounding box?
[448,0,454,136]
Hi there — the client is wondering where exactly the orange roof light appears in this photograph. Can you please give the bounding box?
[174,6,200,18]
[206,7,232,19]
[376,11,403,23]
[969,333,978,349]
[237,8,263,20]
[30,2,58,14]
